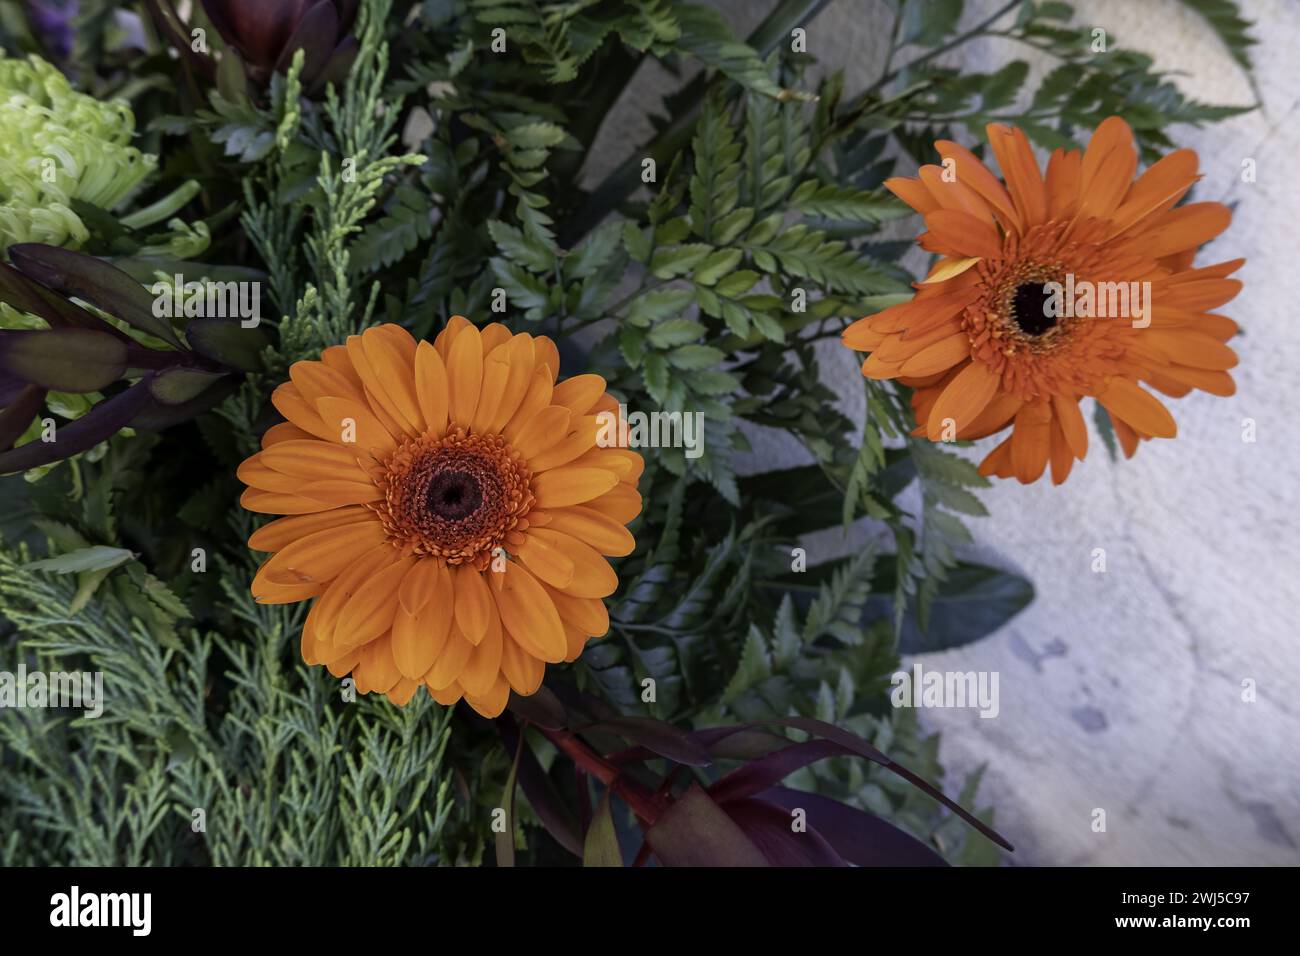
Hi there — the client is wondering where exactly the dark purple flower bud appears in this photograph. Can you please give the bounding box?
[23,0,78,61]
[200,0,359,88]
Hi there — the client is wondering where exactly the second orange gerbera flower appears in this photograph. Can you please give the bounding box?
[842,117,1241,484]
[238,318,643,717]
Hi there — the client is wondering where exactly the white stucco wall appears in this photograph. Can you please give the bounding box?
[585,0,1300,864]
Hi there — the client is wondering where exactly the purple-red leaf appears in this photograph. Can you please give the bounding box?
[274,0,341,86]
[506,687,568,730]
[0,384,46,451]
[758,787,949,867]
[0,262,129,338]
[132,376,239,430]
[497,714,583,858]
[0,329,127,392]
[644,785,769,867]
[0,378,153,474]
[720,797,848,866]
[708,738,846,805]
[142,0,216,79]
[9,244,185,350]
[588,715,711,767]
[747,717,1013,852]
[149,367,229,406]
[186,318,269,372]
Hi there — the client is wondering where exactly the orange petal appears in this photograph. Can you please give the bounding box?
[391,596,452,680]
[447,322,483,429]
[533,466,619,509]
[1096,378,1176,438]
[248,505,376,552]
[464,674,511,718]
[516,530,577,590]
[427,626,474,690]
[1050,394,1088,460]
[922,209,1003,260]
[897,332,970,377]
[1010,402,1051,484]
[453,564,494,645]
[885,175,939,215]
[925,360,1000,440]
[552,373,606,415]
[988,124,1047,227]
[503,365,555,443]
[362,326,424,432]
[539,505,636,557]
[459,611,504,698]
[315,396,398,458]
[500,636,545,695]
[485,334,537,433]
[583,482,642,524]
[512,405,571,459]
[333,555,416,649]
[935,139,1020,232]
[414,341,450,439]
[398,558,445,617]
[1136,203,1231,258]
[527,528,618,598]
[491,561,567,663]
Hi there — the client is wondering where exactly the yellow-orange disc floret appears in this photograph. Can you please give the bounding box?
[238,318,643,717]
[841,117,1241,484]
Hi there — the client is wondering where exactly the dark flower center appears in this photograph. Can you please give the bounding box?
[426,470,483,521]
[1011,282,1058,336]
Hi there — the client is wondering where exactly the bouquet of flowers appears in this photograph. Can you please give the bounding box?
[0,0,1251,867]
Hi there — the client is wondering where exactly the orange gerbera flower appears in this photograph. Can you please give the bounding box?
[842,117,1241,484]
[238,318,643,717]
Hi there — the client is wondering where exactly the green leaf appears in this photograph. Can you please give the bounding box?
[649,243,713,279]
[495,729,525,868]
[647,318,706,348]
[723,626,773,704]
[352,185,435,272]
[667,344,724,369]
[980,61,1029,112]
[489,257,550,316]
[673,3,808,102]
[564,219,622,280]
[622,222,652,262]
[488,220,556,273]
[626,288,694,327]
[895,563,1034,654]
[583,789,623,867]
[25,545,135,575]
[691,248,743,286]
[901,0,964,47]
[1176,0,1256,75]
[788,181,912,222]
[1093,400,1119,462]
[503,122,568,150]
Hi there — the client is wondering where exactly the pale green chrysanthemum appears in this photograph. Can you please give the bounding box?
[0,52,157,250]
